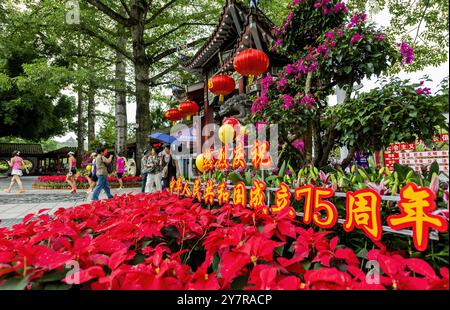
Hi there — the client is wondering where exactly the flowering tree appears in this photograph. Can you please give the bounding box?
[252,0,447,168]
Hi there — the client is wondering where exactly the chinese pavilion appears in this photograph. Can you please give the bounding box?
[181,0,288,140]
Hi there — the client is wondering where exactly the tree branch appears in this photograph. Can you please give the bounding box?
[146,0,178,25]
[77,23,133,62]
[86,0,134,26]
[148,37,207,64]
[119,0,131,17]
[149,63,179,85]
[145,22,216,47]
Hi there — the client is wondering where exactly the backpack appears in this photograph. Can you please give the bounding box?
[106,161,115,174]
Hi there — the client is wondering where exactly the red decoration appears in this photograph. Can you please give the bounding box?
[222,117,240,128]
[233,48,269,83]
[179,100,199,121]
[208,74,235,102]
[165,108,182,124]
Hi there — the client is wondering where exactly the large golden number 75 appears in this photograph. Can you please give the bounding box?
[294,185,338,229]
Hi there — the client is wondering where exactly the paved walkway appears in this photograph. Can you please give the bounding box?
[0,176,142,228]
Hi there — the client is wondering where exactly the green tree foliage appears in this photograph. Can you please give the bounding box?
[0,49,76,140]
[348,0,449,71]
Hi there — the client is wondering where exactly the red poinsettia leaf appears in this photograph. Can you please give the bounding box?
[88,254,110,266]
[277,255,305,267]
[66,265,105,284]
[294,242,310,261]
[258,267,278,289]
[330,236,339,252]
[440,267,449,279]
[366,249,382,261]
[277,220,297,239]
[346,265,365,280]
[276,275,301,289]
[22,213,36,224]
[406,258,437,279]
[29,246,74,270]
[220,251,250,284]
[37,208,50,214]
[378,254,406,277]
[0,251,15,264]
[334,248,359,266]
[398,276,430,290]
[312,251,332,267]
[108,249,129,270]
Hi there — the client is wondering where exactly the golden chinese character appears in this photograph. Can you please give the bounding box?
[387,182,448,251]
[192,178,202,201]
[344,189,382,242]
[249,179,267,212]
[215,146,230,171]
[217,181,231,206]
[203,179,215,205]
[181,181,192,198]
[203,149,214,172]
[250,140,273,170]
[271,182,296,218]
[232,138,247,170]
[169,177,176,195]
[232,181,247,208]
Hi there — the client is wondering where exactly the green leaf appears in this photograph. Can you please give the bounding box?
[227,171,245,185]
[278,161,287,177]
[35,270,67,283]
[212,253,220,273]
[44,283,72,290]
[302,261,311,271]
[231,275,248,290]
[274,245,284,256]
[429,161,439,178]
[0,274,33,290]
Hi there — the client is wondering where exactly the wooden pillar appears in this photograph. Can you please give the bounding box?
[238,77,245,94]
[202,77,215,150]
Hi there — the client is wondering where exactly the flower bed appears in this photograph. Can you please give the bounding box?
[0,191,447,290]
[32,176,142,189]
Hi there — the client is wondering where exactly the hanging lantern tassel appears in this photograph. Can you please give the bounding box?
[248,75,254,85]
[219,94,224,102]
[187,115,191,121]
[172,121,176,126]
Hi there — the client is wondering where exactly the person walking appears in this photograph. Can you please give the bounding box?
[86,152,97,195]
[141,149,150,193]
[91,147,114,201]
[145,148,162,193]
[3,151,26,193]
[161,144,180,189]
[66,151,77,194]
[116,152,126,190]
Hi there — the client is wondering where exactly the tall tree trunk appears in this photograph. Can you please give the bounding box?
[87,83,96,150]
[130,0,150,173]
[304,72,313,164]
[77,86,84,168]
[115,18,127,157]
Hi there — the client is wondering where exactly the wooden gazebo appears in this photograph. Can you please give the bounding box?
[182,0,288,145]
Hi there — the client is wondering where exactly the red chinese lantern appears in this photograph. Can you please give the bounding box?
[222,117,240,128]
[179,100,199,121]
[165,108,182,125]
[208,74,235,102]
[223,117,240,138]
[233,48,269,84]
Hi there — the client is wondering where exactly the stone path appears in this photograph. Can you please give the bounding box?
[0,176,142,228]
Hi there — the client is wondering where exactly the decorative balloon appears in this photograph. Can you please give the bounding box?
[233,48,269,84]
[208,74,235,102]
[222,117,240,138]
[179,100,199,121]
[86,165,92,172]
[218,124,235,144]
[195,153,205,173]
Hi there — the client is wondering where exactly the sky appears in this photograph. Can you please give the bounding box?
[54,7,449,142]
